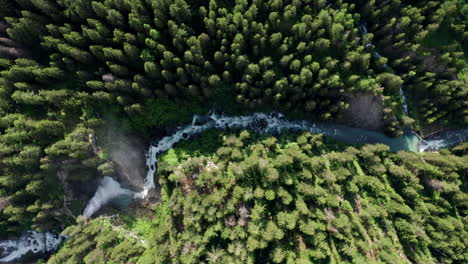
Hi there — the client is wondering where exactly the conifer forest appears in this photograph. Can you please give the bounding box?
[0,0,467,263]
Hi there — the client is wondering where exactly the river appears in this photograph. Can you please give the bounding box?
[81,111,467,220]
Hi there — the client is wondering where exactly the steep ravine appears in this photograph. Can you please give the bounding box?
[1,111,467,263]
[85,111,468,219]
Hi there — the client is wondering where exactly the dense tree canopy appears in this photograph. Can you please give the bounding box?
[47,216,145,264]
[0,1,466,263]
[48,132,468,263]
[6,0,460,134]
[333,0,468,128]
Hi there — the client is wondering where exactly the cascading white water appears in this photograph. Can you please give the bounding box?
[419,139,445,152]
[137,112,468,198]
[83,176,134,218]
[138,112,331,197]
[418,128,468,152]
[399,87,409,116]
[0,231,64,264]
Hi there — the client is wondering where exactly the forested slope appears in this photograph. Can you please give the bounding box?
[332,0,468,130]
[0,0,467,262]
[47,216,146,264]
[48,131,468,264]
[1,0,411,130]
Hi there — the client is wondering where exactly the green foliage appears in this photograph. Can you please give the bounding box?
[4,0,436,134]
[130,98,208,131]
[0,2,466,262]
[334,0,468,129]
[47,217,145,264]
[0,0,465,136]
[0,59,111,232]
[158,129,224,169]
[134,131,468,264]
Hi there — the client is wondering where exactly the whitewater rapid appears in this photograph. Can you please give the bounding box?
[419,129,468,152]
[138,112,385,197]
[0,231,64,264]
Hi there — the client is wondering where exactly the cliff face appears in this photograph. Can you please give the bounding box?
[342,93,385,131]
[89,129,145,192]
[108,138,145,192]
[0,197,10,213]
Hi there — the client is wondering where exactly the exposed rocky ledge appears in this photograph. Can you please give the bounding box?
[342,93,384,131]
[0,197,10,213]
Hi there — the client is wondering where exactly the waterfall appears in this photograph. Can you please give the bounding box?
[83,176,134,218]
[0,231,64,264]
[136,116,217,198]
[418,128,468,152]
[399,87,409,116]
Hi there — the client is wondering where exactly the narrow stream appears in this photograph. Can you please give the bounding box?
[399,87,409,116]
[138,112,421,198]
[361,24,410,118]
